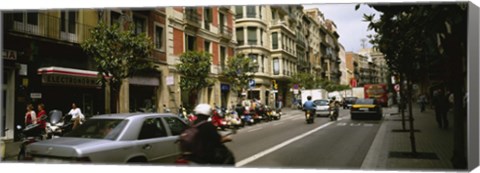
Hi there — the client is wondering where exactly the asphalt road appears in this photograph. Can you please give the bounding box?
[225,108,383,169]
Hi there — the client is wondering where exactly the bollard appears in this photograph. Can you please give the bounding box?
[0,140,5,161]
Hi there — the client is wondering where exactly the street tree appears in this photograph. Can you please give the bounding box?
[176,51,214,108]
[221,55,254,96]
[361,3,467,168]
[81,21,155,113]
[289,72,320,89]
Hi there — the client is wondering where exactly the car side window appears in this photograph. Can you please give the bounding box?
[138,118,168,140]
[163,117,188,136]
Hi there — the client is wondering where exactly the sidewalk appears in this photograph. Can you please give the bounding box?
[361,104,455,171]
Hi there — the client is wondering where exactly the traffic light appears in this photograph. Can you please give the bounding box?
[272,80,278,90]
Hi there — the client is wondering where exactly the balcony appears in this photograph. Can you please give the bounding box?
[4,12,94,44]
[184,9,201,28]
[219,24,233,40]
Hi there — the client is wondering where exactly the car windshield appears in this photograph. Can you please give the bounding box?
[64,119,128,140]
[355,99,374,104]
[313,100,329,105]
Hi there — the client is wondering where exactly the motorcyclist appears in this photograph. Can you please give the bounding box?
[302,96,317,122]
[329,97,341,121]
[189,104,235,165]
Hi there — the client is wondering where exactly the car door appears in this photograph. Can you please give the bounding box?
[162,117,188,155]
[136,117,177,163]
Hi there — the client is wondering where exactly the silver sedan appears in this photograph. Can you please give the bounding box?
[26,113,188,164]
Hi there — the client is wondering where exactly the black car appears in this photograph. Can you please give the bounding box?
[342,97,358,109]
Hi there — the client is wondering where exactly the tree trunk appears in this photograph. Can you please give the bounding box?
[407,79,417,154]
[400,73,406,130]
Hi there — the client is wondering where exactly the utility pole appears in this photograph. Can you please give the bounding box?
[361,38,367,49]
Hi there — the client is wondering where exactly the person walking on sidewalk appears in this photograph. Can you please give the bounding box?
[418,93,427,112]
[433,89,449,129]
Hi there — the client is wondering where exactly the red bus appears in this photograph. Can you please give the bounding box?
[364,84,388,107]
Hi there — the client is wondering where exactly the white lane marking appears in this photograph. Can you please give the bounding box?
[364,123,374,127]
[235,117,344,167]
[293,116,304,120]
[247,127,263,132]
[337,122,347,126]
[350,123,362,126]
[272,122,284,126]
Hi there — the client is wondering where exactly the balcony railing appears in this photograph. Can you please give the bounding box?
[184,10,201,27]
[219,24,232,39]
[4,12,94,44]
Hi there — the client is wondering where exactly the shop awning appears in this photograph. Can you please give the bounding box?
[37,66,107,88]
[37,66,105,78]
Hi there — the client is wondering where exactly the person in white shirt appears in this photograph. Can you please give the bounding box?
[68,103,84,129]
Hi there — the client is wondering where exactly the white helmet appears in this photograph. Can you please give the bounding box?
[194,104,212,116]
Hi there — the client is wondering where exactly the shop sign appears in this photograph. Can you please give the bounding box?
[30,93,42,99]
[2,50,17,60]
[42,74,100,88]
[166,75,174,86]
[19,64,28,76]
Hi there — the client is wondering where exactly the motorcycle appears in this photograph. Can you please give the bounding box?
[224,109,243,129]
[45,110,73,139]
[304,109,314,124]
[329,107,339,121]
[175,128,237,165]
[211,108,228,131]
[271,108,282,120]
[240,107,255,126]
[17,115,47,161]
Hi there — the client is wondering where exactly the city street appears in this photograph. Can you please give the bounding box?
[226,108,383,169]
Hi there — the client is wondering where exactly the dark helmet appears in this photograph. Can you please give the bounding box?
[307,96,312,100]
[332,97,336,100]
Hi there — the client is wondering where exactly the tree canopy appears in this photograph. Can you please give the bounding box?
[221,55,255,94]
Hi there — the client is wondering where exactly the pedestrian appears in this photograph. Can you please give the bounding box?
[163,104,171,113]
[433,89,449,129]
[68,102,84,129]
[418,93,427,112]
[277,95,283,110]
[183,104,235,165]
[37,103,47,138]
[24,104,42,137]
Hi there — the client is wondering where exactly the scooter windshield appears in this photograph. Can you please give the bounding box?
[49,110,63,125]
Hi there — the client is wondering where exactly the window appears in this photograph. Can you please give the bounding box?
[204,41,211,53]
[247,27,257,45]
[220,46,227,70]
[273,58,279,75]
[185,34,196,51]
[133,16,146,35]
[272,32,278,49]
[163,117,187,136]
[61,11,77,34]
[65,119,128,140]
[138,118,168,140]
[259,6,262,19]
[235,6,243,19]
[236,28,244,45]
[246,6,256,18]
[204,7,212,30]
[13,12,38,25]
[154,25,165,51]
[271,10,276,20]
[260,28,263,46]
[110,11,121,27]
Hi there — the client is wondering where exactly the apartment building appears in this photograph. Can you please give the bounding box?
[2,10,101,140]
[166,6,236,109]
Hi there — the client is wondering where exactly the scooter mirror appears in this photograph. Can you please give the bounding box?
[16,125,22,130]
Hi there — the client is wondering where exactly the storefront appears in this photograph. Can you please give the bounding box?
[129,75,160,113]
[37,66,106,118]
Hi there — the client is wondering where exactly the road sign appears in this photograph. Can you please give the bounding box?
[166,75,174,86]
[248,79,256,88]
[394,84,400,92]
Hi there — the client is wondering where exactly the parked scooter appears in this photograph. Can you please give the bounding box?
[224,108,243,129]
[211,111,228,131]
[241,106,255,126]
[45,110,73,139]
[17,116,47,161]
[271,107,282,120]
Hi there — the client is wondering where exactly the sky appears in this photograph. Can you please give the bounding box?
[303,3,381,53]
